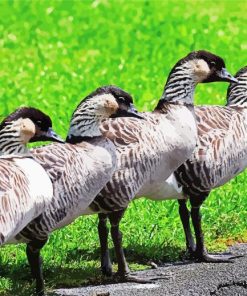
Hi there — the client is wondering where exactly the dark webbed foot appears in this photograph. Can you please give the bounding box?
[114,273,154,284]
[195,251,243,263]
[113,271,171,283]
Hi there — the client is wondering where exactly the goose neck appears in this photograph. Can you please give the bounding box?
[155,64,196,111]
[67,113,102,144]
[226,80,247,108]
[0,126,30,157]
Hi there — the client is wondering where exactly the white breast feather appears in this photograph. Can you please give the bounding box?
[14,158,53,203]
[135,108,196,201]
[3,158,53,244]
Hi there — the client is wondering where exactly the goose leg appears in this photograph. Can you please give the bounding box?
[178,199,196,257]
[98,213,112,276]
[190,196,237,263]
[26,239,47,296]
[108,209,129,276]
[108,210,152,284]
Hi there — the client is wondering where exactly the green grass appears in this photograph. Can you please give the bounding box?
[0,0,247,295]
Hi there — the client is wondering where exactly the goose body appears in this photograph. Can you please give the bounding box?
[176,105,247,192]
[18,139,116,241]
[167,67,247,202]
[91,104,196,212]
[136,106,196,199]
[94,51,238,278]
[171,67,247,262]
[91,51,236,213]
[18,86,141,242]
[0,107,63,245]
[145,104,247,201]
[123,69,246,262]
[15,86,143,296]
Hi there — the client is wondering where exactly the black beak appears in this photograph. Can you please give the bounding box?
[110,104,144,119]
[125,104,144,119]
[30,127,65,143]
[217,68,239,83]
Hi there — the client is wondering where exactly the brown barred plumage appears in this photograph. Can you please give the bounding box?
[0,107,61,245]
[92,51,237,279]
[172,66,247,262]
[18,139,117,242]
[18,86,140,242]
[15,86,142,296]
[90,104,197,212]
[176,105,247,197]
[0,157,53,245]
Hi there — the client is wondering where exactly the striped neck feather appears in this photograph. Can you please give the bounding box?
[227,72,247,108]
[155,63,196,110]
[67,112,102,142]
[0,122,29,157]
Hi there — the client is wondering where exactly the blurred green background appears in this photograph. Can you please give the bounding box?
[0,0,247,295]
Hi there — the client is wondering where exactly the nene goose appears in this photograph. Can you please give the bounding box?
[16,86,142,296]
[92,51,237,281]
[174,66,246,262]
[0,107,63,245]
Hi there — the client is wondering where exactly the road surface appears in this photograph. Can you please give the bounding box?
[53,243,247,296]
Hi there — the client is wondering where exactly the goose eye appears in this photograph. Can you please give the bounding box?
[118,96,126,104]
[210,61,216,67]
[35,120,45,130]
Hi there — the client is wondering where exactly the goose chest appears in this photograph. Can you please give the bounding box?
[136,105,197,199]
[0,156,53,244]
[17,138,117,240]
[89,105,197,211]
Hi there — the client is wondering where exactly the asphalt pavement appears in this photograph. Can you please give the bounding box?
[53,243,247,296]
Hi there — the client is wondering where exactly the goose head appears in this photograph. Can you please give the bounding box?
[158,50,237,107]
[67,85,142,141]
[0,107,64,146]
[226,66,247,107]
[178,50,238,84]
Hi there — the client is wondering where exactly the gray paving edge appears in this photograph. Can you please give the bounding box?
[52,243,247,296]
